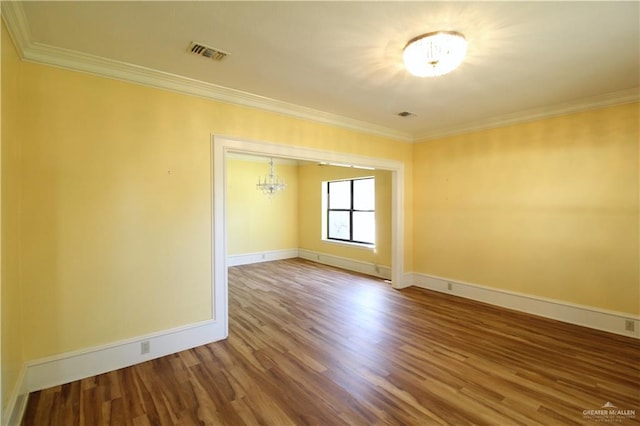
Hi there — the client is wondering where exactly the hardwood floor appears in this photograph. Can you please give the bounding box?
[23,258,640,425]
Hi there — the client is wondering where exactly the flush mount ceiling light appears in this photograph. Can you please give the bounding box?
[403,31,467,77]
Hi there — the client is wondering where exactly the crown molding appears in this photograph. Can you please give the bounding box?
[1,1,413,143]
[3,1,637,144]
[24,42,415,142]
[415,87,640,142]
[1,0,31,57]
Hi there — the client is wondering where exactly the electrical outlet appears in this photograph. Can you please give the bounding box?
[141,341,150,355]
[625,320,635,332]
[447,282,453,291]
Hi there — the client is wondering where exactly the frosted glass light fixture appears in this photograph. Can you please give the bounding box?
[256,158,286,198]
[403,31,467,77]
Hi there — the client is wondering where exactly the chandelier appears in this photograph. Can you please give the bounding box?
[256,158,286,198]
[403,31,467,77]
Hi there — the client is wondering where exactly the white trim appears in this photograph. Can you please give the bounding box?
[298,249,392,280]
[0,2,410,143]
[0,0,30,58]
[415,88,640,141]
[2,366,27,426]
[213,134,404,292]
[227,249,299,267]
[226,152,299,166]
[398,272,414,290]
[408,272,640,339]
[3,2,635,145]
[211,141,227,335]
[23,42,409,142]
[320,239,376,251]
[390,164,404,289]
[22,319,225,395]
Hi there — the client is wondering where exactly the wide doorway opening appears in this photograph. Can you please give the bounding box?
[211,135,405,336]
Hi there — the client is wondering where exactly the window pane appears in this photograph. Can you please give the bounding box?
[353,178,375,211]
[353,212,376,244]
[353,211,375,244]
[329,180,351,209]
[328,211,350,240]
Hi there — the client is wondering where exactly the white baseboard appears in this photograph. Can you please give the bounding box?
[227,248,299,266]
[15,318,225,409]
[4,319,225,425]
[398,273,414,289]
[409,272,640,339]
[2,365,28,426]
[298,249,392,280]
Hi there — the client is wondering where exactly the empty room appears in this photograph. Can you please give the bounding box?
[1,2,638,425]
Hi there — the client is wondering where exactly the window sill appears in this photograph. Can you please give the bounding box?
[322,239,376,250]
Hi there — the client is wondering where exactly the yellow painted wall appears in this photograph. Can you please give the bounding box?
[227,158,299,255]
[298,164,392,267]
[13,56,412,361]
[413,103,639,315]
[5,8,636,413]
[1,21,25,413]
[19,66,215,360]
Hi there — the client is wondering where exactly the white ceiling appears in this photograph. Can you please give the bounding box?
[6,1,640,141]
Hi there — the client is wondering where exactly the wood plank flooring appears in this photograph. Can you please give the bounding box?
[23,258,640,425]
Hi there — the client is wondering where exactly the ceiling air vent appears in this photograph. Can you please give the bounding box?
[188,41,229,61]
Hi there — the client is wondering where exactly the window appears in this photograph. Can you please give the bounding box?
[326,177,375,245]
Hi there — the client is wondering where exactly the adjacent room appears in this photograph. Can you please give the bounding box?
[2,1,638,425]
[225,153,393,277]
